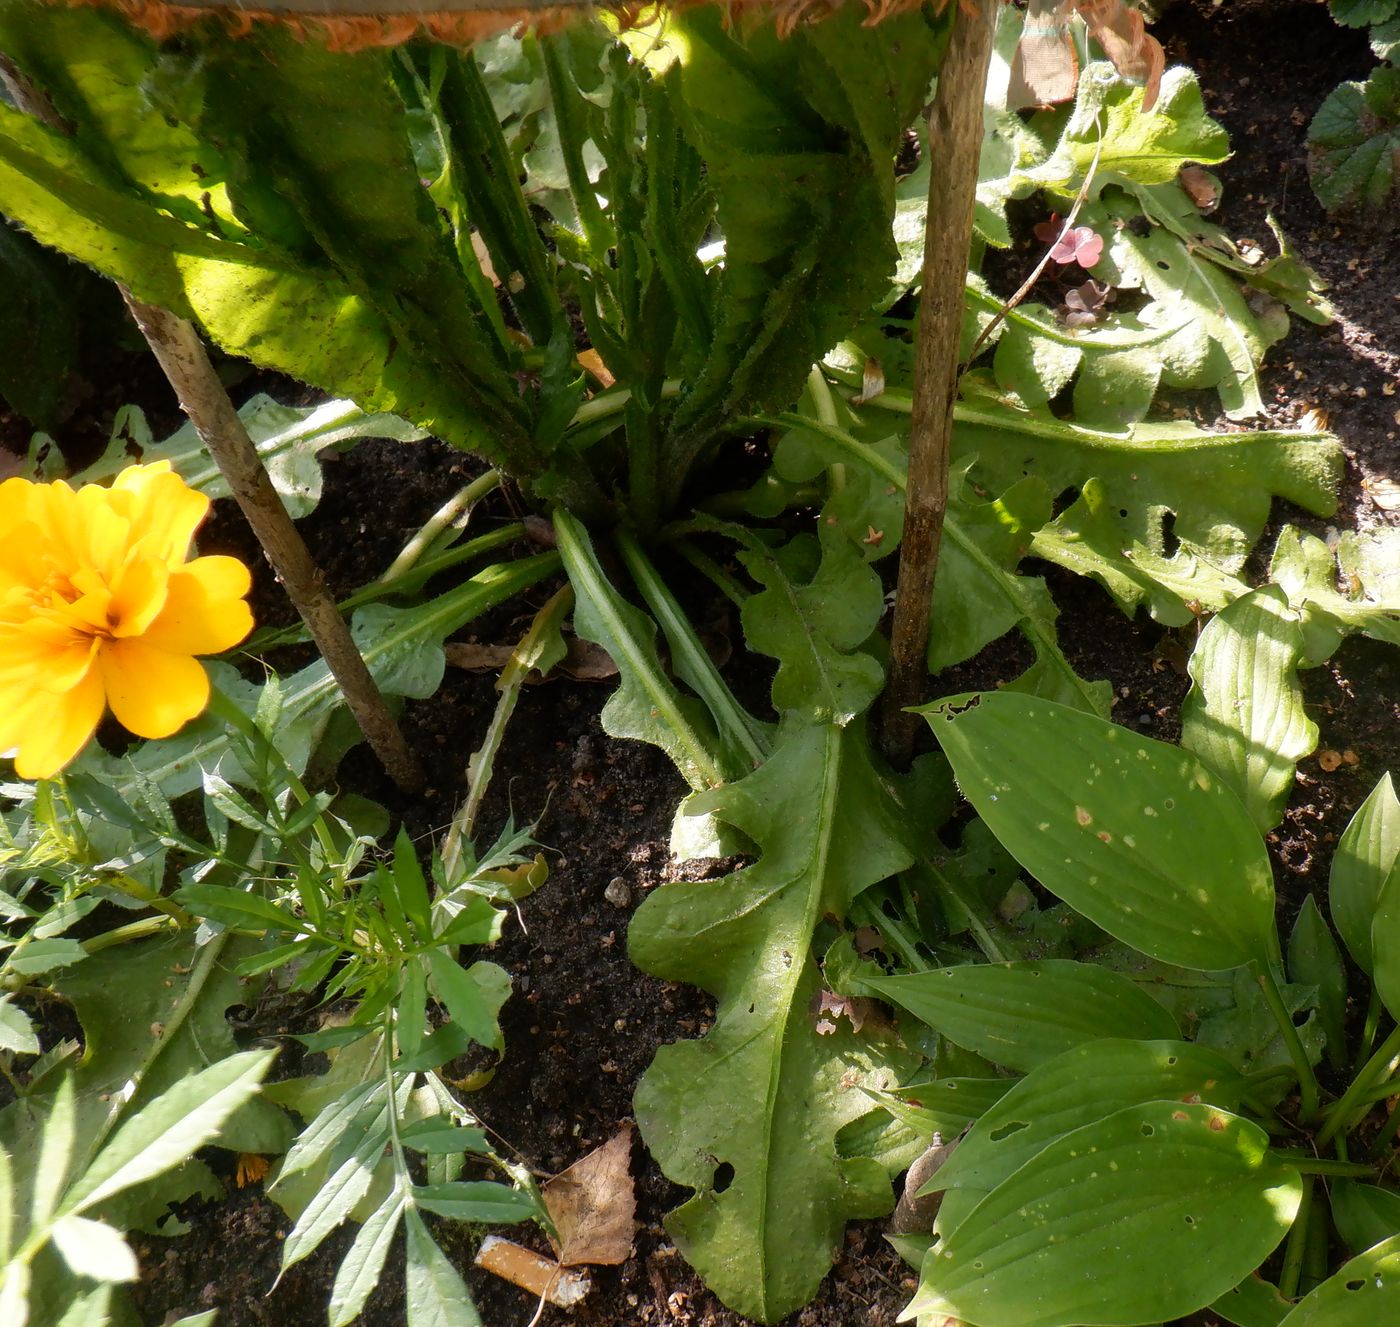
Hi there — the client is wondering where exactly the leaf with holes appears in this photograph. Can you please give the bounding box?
[864,962,1178,1074]
[1270,526,1400,664]
[1182,586,1318,833]
[1277,1234,1400,1325]
[922,692,1277,972]
[631,722,917,1323]
[909,1101,1302,1327]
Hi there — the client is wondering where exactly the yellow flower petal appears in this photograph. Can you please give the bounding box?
[107,556,171,639]
[142,557,253,656]
[0,623,98,694]
[112,463,211,565]
[2,665,105,780]
[98,638,210,739]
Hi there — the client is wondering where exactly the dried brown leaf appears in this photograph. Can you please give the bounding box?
[1009,0,1079,110]
[1075,0,1165,111]
[543,1126,636,1267]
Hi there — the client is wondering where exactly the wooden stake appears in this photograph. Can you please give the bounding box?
[880,0,999,769]
[123,295,426,794]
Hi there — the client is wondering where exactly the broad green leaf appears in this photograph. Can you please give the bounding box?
[0,1260,27,1327]
[632,722,916,1322]
[866,962,1178,1074]
[411,1181,535,1223]
[1038,64,1230,192]
[49,1214,138,1283]
[773,413,1109,714]
[1182,586,1317,832]
[328,1188,408,1327]
[7,940,86,977]
[1031,478,1251,627]
[1209,1275,1292,1327]
[1277,1233,1400,1325]
[729,527,884,725]
[1308,69,1400,213]
[1270,527,1400,661]
[923,692,1277,971]
[1331,1181,1400,1256]
[555,510,727,790]
[954,400,1342,576]
[1287,895,1347,1069]
[405,1208,481,1327]
[909,1102,1302,1327]
[1329,773,1400,974]
[66,1049,275,1214]
[926,1039,1245,1197]
[1370,859,1400,1023]
[874,1078,1013,1140]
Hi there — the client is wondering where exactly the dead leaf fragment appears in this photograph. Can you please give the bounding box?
[474,1237,591,1307]
[446,637,618,683]
[542,1126,636,1267]
[1318,750,1343,773]
[1363,476,1400,513]
[1179,166,1221,212]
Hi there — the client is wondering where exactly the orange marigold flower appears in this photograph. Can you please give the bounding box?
[0,461,253,780]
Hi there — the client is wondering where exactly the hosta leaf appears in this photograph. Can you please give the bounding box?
[1287,895,1348,1069]
[1277,1234,1400,1325]
[865,961,1178,1074]
[909,1102,1302,1327]
[1369,856,1400,1023]
[953,399,1342,575]
[923,692,1277,971]
[1209,1275,1293,1327]
[1330,1181,1400,1257]
[1182,586,1317,833]
[1270,526,1400,662]
[1329,773,1400,974]
[1308,68,1400,213]
[631,722,916,1323]
[925,1039,1246,1199]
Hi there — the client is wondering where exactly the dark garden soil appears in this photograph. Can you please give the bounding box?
[6,2,1400,1324]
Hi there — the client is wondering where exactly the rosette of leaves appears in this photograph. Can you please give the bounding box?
[1308,65,1400,215]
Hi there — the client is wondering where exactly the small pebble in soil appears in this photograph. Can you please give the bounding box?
[604,876,632,907]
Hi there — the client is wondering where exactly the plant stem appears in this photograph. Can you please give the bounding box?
[1254,964,1321,1121]
[81,914,181,953]
[1318,1022,1400,1146]
[880,0,998,770]
[668,537,751,611]
[1367,1096,1400,1161]
[1357,987,1383,1070]
[1278,1178,1313,1301]
[122,296,424,794]
[1273,1155,1376,1177]
[381,470,501,583]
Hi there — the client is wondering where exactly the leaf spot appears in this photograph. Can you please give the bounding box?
[1097,830,1113,843]
[1123,835,1136,848]
[1075,806,1093,826]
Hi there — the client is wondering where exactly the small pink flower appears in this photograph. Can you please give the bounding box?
[1050,224,1103,268]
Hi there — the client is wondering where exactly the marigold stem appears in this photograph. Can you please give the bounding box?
[121,295,425,794]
